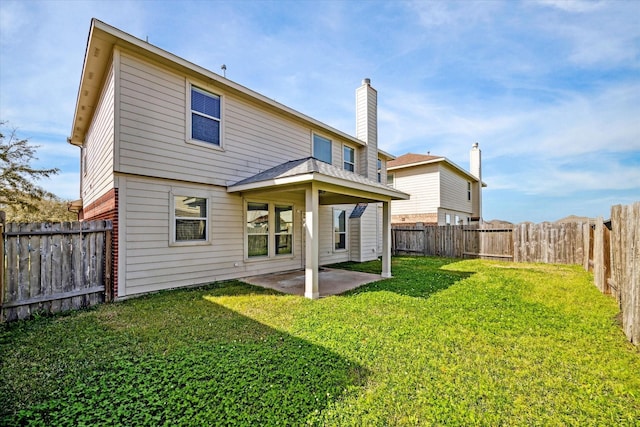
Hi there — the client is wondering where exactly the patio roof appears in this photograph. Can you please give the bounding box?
[227,157,409,201]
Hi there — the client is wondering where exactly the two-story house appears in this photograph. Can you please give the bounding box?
[68,19,408,300]
[387,144,486,226]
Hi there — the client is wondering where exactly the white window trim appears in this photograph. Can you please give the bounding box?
[333,208,348,252]
[185,81,224,151]
[244,199,296,261]
[312,132,332,164]
[169,190,212,247]
[387,173,395,188]
[343,144,355,172]
[467,181,472,201]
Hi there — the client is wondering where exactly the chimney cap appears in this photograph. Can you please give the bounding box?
[362,78,371,85]
[472,142,479,149]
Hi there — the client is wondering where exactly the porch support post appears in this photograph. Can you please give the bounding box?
[382,200,392,278]
[304,183,320,299]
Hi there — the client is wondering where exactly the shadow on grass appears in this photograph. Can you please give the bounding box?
[329,256,474,299]
[0,282,369,426]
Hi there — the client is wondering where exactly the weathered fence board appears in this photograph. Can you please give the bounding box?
[1,220,112,322]
[513,222,589,264]
[393,225,513,260]
[609,202,639,345]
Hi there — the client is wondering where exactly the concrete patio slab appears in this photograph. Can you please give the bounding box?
[240,267,383,297]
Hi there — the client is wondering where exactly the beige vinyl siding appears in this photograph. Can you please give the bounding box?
[119,175,304,296]
[439,165,473,214]
[390,164,440,217]
[319,204,351,265]
[359,204,380,261]
[437,208,474,225]
[82,62,115,205]
[349,216,361,262]
[117,52,366,187]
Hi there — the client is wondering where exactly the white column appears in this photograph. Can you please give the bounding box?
[304,183,320,299]
[382,200,392,278]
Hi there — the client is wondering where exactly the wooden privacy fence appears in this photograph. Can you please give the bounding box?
[595,203,639,346]
[1,220,113,322]
[394,222,592,265]
[392,225,513,260]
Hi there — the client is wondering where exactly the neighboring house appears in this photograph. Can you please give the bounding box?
[68,19,408,300]
[387,144,486,226]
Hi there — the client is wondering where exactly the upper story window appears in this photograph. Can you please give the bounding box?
[377,158,382,182]
[343,146,355,172]
[387,173,395,187]
[313,134,332,164]
[467,182,472,201]
[191,86,221,145]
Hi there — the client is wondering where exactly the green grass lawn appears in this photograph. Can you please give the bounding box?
[1,257,639,426]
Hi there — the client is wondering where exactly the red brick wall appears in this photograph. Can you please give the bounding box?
[81,188,119,297]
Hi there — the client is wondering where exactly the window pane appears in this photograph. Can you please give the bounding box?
[247,203,269,234]
[334,210,346,233]
[191,88,220,118]
[192,113,220,145]
[344,146,354,163]
[247,202,268,257]
[276,234,292,255]
[275,206,293,233]
[175,196,207,218]
[313,134,332,164]
[176,219,206,241]
[248,235,268,257]
[335,232,346,250]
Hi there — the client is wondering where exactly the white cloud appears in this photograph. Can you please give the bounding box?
[536,0,605,14]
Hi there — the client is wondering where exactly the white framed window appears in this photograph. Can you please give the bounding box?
[377,158,382,183]
[247,202,269,258]
[333,208,347,251]
[275,205,293,255]
[246,201,294,259]
[445,214,451,225]
[171,195,209,245]
[343,145,355,172]
[455,215,460,225]
[387,173,395,187]
[313,133,332,164]
[467,181,472,201]
[190,85,221,146]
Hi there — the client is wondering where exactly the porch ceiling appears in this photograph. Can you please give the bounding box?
[226,157,409,203]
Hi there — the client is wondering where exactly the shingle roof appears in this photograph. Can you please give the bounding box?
[228,157,410,200]
[230,157,389,191]
[387,153,443,169]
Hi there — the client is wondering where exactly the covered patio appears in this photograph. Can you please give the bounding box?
[241,267,383,297]
[227,157,409,299]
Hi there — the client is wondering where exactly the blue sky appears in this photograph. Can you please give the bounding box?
[1,0,638,223]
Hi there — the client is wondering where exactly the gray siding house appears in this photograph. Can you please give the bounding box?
[69,19,408,299]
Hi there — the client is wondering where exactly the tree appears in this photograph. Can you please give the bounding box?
[1,121,61,219]
[3,195,77,223]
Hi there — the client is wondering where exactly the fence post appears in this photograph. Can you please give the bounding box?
[105,225,113,303]
[0,211,5,311]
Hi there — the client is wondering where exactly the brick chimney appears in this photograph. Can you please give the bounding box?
[356,78,378,181]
